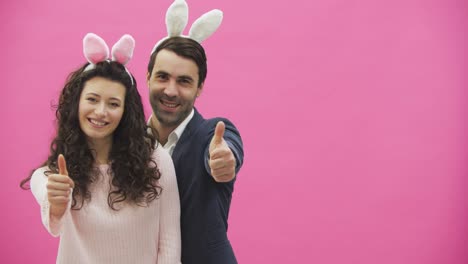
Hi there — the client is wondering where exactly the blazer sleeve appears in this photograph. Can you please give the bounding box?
[156,147,182,264]
[30,167,71,237]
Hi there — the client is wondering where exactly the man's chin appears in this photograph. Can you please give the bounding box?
[156,112,181,127]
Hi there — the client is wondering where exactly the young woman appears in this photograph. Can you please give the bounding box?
[20,33,181,263]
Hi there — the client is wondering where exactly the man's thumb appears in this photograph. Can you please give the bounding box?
[212,121,225,146]
[58,154,69,176]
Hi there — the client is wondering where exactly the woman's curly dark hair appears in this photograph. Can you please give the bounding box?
[21,61,162,210]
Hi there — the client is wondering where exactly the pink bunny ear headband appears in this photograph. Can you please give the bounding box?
[151,0,223,54]
[83,33,135,85]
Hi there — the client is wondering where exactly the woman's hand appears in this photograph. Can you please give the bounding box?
[47,154,74,219]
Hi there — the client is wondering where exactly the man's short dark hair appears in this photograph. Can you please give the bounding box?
[147,36,207,87]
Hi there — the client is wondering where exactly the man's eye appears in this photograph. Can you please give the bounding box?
[156,74,168,80]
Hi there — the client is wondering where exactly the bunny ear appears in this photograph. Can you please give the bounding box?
[166,0,189,37]
[189,9,223,43]
[83,33,110,64]
[111,34,135,65]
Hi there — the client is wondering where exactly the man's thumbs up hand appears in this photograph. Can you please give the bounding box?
[209,122,236,182]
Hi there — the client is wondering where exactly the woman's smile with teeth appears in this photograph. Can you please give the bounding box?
[89,118,108,126]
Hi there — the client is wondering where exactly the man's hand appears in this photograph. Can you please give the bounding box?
[208,121,236,182]
[47,154,74,219]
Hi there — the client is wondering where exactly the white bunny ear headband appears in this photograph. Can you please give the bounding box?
[83,33,136,85]
[151,0,223,54]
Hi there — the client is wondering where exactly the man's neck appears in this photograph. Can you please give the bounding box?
[150,115,176,145]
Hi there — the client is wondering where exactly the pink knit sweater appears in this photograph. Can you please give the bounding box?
[30,146,181,264]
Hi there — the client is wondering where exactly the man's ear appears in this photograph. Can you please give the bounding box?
[147,72,151,84]
[197,83,204,97]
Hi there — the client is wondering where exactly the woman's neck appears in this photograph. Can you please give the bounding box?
[88,138,112,165]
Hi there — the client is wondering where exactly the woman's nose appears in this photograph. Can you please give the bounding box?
[94,103,107,116]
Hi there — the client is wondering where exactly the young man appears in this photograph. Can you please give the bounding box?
[147,36,244,263]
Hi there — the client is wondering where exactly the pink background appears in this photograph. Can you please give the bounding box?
[2,0,468,263]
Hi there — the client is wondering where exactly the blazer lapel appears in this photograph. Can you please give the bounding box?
[171,108,204,164]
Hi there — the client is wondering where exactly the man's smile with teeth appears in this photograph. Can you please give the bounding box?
[161,100,179,108]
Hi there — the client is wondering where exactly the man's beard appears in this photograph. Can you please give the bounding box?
[150,95,193,128]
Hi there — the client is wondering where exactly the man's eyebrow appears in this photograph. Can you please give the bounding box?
[155,70,169,75]
[178,75,194,82]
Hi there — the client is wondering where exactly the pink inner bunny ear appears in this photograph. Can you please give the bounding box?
[111,34,135,65]
[83,33,110,64]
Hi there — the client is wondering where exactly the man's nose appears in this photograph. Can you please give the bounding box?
[164,80,178,97]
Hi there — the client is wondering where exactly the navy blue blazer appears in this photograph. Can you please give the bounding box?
[171,108,244,264]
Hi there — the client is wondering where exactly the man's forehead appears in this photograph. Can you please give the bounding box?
[155,50,196,66]
[153,51,199,77]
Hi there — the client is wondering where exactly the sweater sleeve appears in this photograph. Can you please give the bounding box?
[156,147,182,264]
[30,167,71,237]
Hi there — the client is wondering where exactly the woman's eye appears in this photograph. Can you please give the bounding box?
[87,98,97,102]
